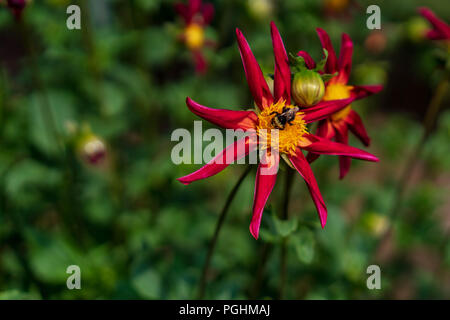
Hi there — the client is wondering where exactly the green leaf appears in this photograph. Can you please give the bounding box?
[293,228,315,264]
[131,269,162,299]
[142,27,174,66]
[26,232,82,284]
[259,228,280,243]
[28,91,76,156]
[273,215,298,238]
[101,82,126,116]
[5,159,62,206]
[0,290,40,300]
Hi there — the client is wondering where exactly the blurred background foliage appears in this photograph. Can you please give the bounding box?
[0,0,449,299]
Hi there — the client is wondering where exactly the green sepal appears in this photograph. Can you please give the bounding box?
[314,49,329,72]
[289,52,307,73]
[273,216,298,238]
[321,71,338,82]
[258,208,299,243]
[289,49,330,73]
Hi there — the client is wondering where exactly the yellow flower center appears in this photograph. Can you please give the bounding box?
[323,83,353,121]
[184,23,205,50]
[256,100,307,156]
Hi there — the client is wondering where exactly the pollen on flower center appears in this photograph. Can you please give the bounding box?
[185,23,205,50]
[256,100,307,156]
[323,83,353,121]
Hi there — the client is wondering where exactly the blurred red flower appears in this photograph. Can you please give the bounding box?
[299,29,383,179]
[175,0,215,74]
[3,0,27,20]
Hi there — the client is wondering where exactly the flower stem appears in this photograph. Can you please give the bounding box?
[18,20,64,153]
[248,242,272,298]
[197,165,253,299]
[80,0,106,112]
[278,168,294,299]
[18,19,87,246]
[378,77,448,247]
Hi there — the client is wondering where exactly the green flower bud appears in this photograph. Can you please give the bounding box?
[291,70,325,107]
[406,17,429,43]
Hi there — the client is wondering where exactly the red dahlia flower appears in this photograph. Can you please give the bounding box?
[418,7,450,41]
[4,0,27,20]
[175,0,214,74]
[300,28,383,179]
[177,22,379,239]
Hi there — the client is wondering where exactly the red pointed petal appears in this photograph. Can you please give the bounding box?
[306,151,320,164]
[316,28,338,74]
[270,21,291,104]
[193,51,207,74]
[338,156,351,179]
[201,3,214,25]
[236,28,274,110]
[336,33,353,84]
[178,135,257,185]
[297,51,316,69]
[175,3,189,23]
[302,97,355,123]
[345,110,370,146]
[306,120,335,163]
[426,30,446,40]
[186,97,258,130]
[176,0,201,24]
[302,133,379,162]
[333,123,351,179]
[317,119,336,140]
[289,150,327,228]
[418,7,450,40]
[189,0,202,15]
[351,85,383,100]
[250,153,278,239]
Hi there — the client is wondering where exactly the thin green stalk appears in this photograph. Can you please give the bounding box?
[0,69,5,134]
[249,242,272,298]
[278,168,294,300]
[80,0,106,112]
[0,162,47,298]
[79,1,128,235]
[18,19,87,245]
[18,21,64,153]
[377,77,448,249]
[197,165,253,299]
